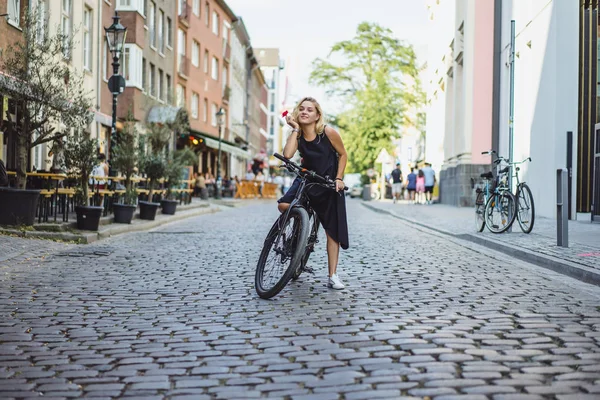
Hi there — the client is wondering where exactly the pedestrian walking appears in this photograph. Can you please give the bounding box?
[422,162,436,204]
[406,167,417,203]
[416,169,426,204]
[390,163,403,204]
[278,96,349,290]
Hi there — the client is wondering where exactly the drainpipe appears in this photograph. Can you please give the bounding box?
[491,0,502,157]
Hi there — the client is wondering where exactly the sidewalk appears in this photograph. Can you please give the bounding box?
[361,199,600,285]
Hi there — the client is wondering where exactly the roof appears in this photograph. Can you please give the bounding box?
[216,0,237,22]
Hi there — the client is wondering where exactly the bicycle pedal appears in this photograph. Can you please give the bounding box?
[303,266,315,274]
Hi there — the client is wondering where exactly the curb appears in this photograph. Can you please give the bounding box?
[361,201,600,287]
[0,204,221,244]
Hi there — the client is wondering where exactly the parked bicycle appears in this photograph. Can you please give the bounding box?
[254,153,346,299]
[474,150,535,234]
[473,151,516,233]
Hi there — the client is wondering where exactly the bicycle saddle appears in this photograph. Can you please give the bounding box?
[499,166,510,174]
[480,171,493,179]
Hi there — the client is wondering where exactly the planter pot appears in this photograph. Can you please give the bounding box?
[75,206,103,231]
[0,187,41,226]
[160,199,178,215]
[139,201,160,220]
[113,203,137,224]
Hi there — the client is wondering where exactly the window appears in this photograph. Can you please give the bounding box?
[116,0,145,15]
[211,57,218,80]
[7,0,21,27]
[178,0,185,15]
[123,47,130,80]
[193,0,200,16]
[192,41,200,67]
[149,1,156,48]
[191,93,199,119]
[166,17,172,48]
[158,9,164,53]
[158,69,164,101]
[204,50,209,74]
[212,11,219,36]
[211,103,218,127]
[166,74,172,103]
[142,58,147,91]
[205,1,209,26]
[83,7,93,71]
[222,66,228,91]
[123,44,144,89]
[203,98,208,122]
[177,29,186,73]
[103,40,108,81]
[176,84,185,107]
[149,63,155,96]
[223,24,229,43]
[35,0,48,44]
[61,0,72,59]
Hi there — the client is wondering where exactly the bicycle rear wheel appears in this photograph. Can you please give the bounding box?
[255,207,310,299]
[475,191,485,232]
[484,191,517,234]
[516,183,535,233]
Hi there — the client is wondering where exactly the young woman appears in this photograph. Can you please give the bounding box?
[416,169,426,205]
[278,97,349,290]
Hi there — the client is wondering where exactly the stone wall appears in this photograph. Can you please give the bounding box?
[439,163,492,207]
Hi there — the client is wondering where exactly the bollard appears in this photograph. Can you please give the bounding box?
[556,168,568,247]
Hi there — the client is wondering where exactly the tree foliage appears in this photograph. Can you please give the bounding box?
[111,111,141,205]
[310,22,425,173]
[2,6,93,188]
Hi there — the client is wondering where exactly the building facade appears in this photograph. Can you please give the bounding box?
[426,0,595,221]
[255,48,284,159]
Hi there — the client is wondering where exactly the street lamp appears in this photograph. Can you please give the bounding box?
[215,107,225,199]
[104,12,127,156]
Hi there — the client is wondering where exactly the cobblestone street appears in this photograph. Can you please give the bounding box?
[1,199,599,400]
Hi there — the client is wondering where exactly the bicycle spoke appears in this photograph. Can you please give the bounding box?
[260,218,297,290]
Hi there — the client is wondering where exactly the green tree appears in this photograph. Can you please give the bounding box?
[2,6,93,189]
[310,22,425,173]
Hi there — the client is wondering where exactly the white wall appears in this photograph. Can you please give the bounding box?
[498,0,578,218]
[425,0,456,173]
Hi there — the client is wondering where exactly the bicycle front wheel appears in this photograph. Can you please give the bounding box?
[484,191,517,234]
[516,183,535,233]
[255,207,310,299]
[475,191,485,232]
[292,214,319,281]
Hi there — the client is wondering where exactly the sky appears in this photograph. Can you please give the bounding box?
[226,0,430,114]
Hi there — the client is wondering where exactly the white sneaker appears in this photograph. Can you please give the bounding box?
[328,274,345,290]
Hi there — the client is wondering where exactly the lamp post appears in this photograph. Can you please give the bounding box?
[215,107,225,199]
[104,12,127,158]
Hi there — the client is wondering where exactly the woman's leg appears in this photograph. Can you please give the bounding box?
[278,202,290,213]
[326,231,340,277]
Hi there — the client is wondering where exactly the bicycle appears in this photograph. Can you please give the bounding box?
[254,153,347,299]
[508,157,535,233]
[473,151,509,232]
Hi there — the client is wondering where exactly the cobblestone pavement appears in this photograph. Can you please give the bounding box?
[1,200,600,400]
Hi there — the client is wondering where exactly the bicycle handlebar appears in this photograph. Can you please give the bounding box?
[273,153,348,191]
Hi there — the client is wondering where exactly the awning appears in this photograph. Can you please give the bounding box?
[204,137,251,159]
[190,130,251,159]
[147,105,183,124]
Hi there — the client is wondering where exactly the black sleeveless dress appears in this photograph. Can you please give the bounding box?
[294,130,349,250]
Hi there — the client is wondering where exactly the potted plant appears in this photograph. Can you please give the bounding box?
[0,7,93,226]
[64,130,103,231]
[138,123,169,220]
[162,148,196,215]
[110,113,140,224]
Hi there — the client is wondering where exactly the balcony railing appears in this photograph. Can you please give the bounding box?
[178,54,190,78]
[222,85,231,102]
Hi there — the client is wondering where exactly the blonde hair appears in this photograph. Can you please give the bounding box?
[291,96,326,135]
